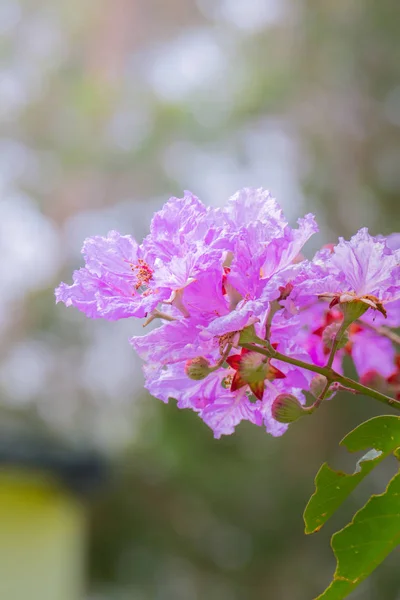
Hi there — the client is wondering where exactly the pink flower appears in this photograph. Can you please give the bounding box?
[55,231,162,319]
[302,229,400,317]
[56,189,400,439]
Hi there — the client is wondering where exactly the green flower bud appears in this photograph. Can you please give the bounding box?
[271,394,309,424]
[184,357,211,381]
[322,323,349,350]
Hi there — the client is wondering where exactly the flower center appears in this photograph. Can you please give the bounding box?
[131,259,153,290]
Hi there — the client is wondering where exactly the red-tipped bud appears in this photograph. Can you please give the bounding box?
[271,394,308,424]
[277,282,294,301]
[184,357,211,381]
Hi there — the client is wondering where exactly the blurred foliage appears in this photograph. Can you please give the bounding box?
[1,0,399,598]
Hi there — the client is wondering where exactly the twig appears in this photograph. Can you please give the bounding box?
[240,342,400,412]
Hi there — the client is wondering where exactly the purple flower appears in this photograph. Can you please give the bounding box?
[303,229,400,317]
[55,231,162,319]
[219,189,318,299]
[330,229,399,297]
[56,194,226,321]
[56,188,400,439]
[144,191,210,259]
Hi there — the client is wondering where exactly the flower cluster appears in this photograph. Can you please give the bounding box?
[56,189,400,438]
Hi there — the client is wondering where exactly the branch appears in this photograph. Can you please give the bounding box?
[240,342,400,412]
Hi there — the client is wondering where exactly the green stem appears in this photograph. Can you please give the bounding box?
[210,343,233,372]
[304,380,331,414]
[240,343,400,411]
[241,343,328,376]
[326,321,347,369]
[335,374,400,409]
[264,301,282,341]
[316,379,332,405]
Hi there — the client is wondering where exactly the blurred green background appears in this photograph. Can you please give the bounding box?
[1,1,400,598]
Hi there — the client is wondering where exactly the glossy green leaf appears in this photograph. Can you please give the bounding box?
[304,416,400,534]
[316,470,400,599]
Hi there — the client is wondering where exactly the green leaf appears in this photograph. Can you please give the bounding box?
[304,416,400,534]
[304,416,400,600]
[316,470,400,599]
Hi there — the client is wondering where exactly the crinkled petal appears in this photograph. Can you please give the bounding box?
[144,191,209,261]
[227,211,317,299]
[55,231,162,319]
[152,249,224,291]
[55,266,160,320]
[143,361,204,406]
[144,362,228,414]
[259,214,318,279]
[131,319,215,365]
[55,270,106,319]
[82,230,141,277]
[179,269,229,318]
[200,300,262,338]
[224,187,285,231]
[201,393,263,439]
[330,228,399,298]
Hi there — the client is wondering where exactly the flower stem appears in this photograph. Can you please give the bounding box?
[326,321,347,369]
[304,379,331,414]
[143,310,176,327]
[239,342,400,411]
[334,374,400,409]
[330,382,361,395]
[210,343,233,372]
[241,343,328,376]
[316,379,332,404]
[264,301,282,341]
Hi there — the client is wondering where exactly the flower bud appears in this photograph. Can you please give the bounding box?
[271,394,308,424]
[277,282,294,301]
[310,374,328,398]
[322,322,349,350]
[184,357,211,380]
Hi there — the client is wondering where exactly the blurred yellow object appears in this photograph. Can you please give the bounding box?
[0,438,104,600]
[0,469,85,600]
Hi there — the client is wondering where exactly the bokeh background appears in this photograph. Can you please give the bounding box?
[1,1,400,598]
